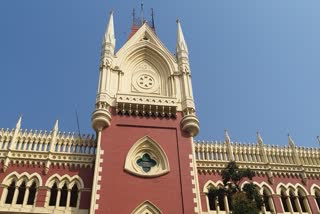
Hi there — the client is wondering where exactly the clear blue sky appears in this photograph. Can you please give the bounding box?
[0,1,319,147]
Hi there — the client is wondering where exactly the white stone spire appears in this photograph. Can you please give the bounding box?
[16,115,22,129]
[53,119,59,132]
[257,131,263,145]
[225,129,231,143]
[176,19,188,57]
[103,11,116,51]
[288,134,295,147]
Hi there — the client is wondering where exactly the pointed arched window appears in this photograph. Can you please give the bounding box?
[281,190,289,212]
[27,182,37,205]
[263,189,271,211]
[16,181,26,204]
[207,187,216,210]
[59,183,68,207]
[315,190,320,210]
[69,184,79,207]
[5,181,16,204]
[49,183,58,206]
[298,190,308,212]
[289,190,298,212]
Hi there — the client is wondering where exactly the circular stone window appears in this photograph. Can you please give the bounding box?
[137,74,155,89]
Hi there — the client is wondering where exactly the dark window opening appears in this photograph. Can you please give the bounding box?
[290,192,298,212]
[281,191,289,212]
[5,181,16,204]
[59,183,68,207]
[298,192,307,212]
[207,190,215,210]
[263,190,271,211]
[316,191,320,209]
[219,195,226,211]
[16,181,26,204]
[27,182,37,205]
[70,184,79,207]
[49,183,58,206]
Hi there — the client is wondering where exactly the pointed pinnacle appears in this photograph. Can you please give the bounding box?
[257,131,263,145]
[104,11,115,45]
[16,115,22,129]
[53,119,59,132]
[288,133,295,146]
[176,19,188,54]
[225,129,231,143]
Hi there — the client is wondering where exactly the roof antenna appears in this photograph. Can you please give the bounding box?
[132,8,136,25]
[75,109,82,138]
[140,0,145,24]
[151,8,155,29]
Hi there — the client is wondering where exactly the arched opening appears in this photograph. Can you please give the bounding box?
[289,190,298,212]
[263,189,272,212]
[5,181,16,204]
[298,190,308,212]
[27,182,37,205]
[315,189,320,210]
[49,182,58,206]
[207,187,216,211]
[16,181,26,204]
[59,183,68,207]
[69,184,78,207]
[281,190,289,212]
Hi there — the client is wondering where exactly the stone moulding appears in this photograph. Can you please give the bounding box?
[124,136,170,178]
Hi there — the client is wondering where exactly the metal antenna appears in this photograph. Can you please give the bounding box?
[75,109,82,138]
[140,0,144,24]
[151,8,155,29]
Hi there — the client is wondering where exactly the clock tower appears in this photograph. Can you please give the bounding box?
[90,11,201,213]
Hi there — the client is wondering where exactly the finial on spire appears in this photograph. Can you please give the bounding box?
[176,19,189,56]
[257,131,264,145]
[317,136,320,145]
[140,1,145,24]
[103,10,116,49]
[288,133,295,147]
[16,115,22,129]
[53,119,59,132]
[225,129,231,143]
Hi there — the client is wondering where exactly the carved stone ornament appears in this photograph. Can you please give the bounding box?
[124,136,170,177]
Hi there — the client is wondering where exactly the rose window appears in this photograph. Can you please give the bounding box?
[136,153,157,173]
[137,74,155,89]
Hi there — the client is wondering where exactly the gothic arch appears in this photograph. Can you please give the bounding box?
[131,200,162,214]
[203,180,224,193]
[124,135,170,177]
[2,172,42,187]
[310,184,320,195]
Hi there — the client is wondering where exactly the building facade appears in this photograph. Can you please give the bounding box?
[0,11,319,214]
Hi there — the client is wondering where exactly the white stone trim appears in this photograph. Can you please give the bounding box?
[131,200,162,214]
[124,135,170,177]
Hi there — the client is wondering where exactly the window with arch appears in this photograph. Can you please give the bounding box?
[315,189,320,210]
[46,174,83,209]
[262,188,273,212]
[281,190,290,212]
[124,136,170,177]
[289,190,298,212]
[1,172,41,207]
[204,182,229,213]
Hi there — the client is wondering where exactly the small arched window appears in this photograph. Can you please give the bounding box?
[298,190,308,212]
[16,181,26,204]
[263,189,272,212]
[27,182,37,205]
[315,190,320,210]
[281,190,289,212]
[59,183,68,207]
[70,184,79,207]
[289,191,298,212]
[49,183,58,206]
[5,181,16,204]
[207,187,216,210]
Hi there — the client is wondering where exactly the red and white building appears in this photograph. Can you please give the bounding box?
[0,10,319,214]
